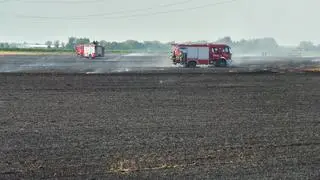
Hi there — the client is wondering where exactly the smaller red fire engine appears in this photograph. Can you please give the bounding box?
[170,43,232,67]
[75,42,104,59]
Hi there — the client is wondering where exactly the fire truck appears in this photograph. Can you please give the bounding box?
[75,42,104,59]
[170,43,232,67]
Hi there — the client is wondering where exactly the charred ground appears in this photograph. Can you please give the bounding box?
[0,71,320,179]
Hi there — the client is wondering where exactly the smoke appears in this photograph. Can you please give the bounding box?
[122,53,151,57]
[1,52,319,74]
[150,54,173,67]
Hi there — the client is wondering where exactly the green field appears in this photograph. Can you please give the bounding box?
[0,48,134,55]
[0,48,72,55]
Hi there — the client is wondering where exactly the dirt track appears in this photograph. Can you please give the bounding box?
[0,71,319,179]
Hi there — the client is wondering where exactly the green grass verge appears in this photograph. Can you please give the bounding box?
[0,48,72,52]
[0,51,72,56]
[0,48,72,55]
[0,48,135,55]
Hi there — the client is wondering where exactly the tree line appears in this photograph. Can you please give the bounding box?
[1,36,320,55]
[61,37,170,51]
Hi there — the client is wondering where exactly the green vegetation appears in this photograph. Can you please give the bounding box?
[1,36,320,56]
[62,37,171,52]
[0,48,73,53]
[0,48,133,55]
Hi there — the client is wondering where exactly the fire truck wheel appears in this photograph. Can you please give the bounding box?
[188,61,197,68]
[216,59,227,67]
[221,60,227,67]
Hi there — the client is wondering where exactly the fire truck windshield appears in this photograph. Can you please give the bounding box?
[223,46,231,53]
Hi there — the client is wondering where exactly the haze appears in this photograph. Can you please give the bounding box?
[1,0,319,45]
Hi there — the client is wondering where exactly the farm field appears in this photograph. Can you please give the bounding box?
[0,71,319,179]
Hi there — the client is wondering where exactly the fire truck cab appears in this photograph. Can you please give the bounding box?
[170,43,232,67]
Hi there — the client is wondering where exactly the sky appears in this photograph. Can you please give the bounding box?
[0,0,319,45]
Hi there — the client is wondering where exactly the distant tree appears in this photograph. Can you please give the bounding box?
[65,37,77,49]
[143,40,165,49]
[76,38,90,44]
[61,42,65,48]
[99,40,108,48]
[110,41,119,50]
[298,41,316,51]
[229,37,279,54]
[45,41,52,48]
[122,40,143,49]
[216,36,232,45]
[4,43,9,48]
[54,40,60,48]
[57,36,315,54]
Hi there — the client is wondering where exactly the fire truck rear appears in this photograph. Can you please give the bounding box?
[75,42,105,59]
[170,43,232,68]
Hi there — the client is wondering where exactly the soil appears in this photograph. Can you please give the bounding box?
[0,72,319,179]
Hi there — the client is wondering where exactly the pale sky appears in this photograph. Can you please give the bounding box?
[0,0,319,45]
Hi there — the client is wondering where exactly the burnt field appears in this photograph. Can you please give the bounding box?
[0,72,320,179]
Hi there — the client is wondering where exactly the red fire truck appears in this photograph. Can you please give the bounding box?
[170,43,232,67]
[75,42,104,59]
